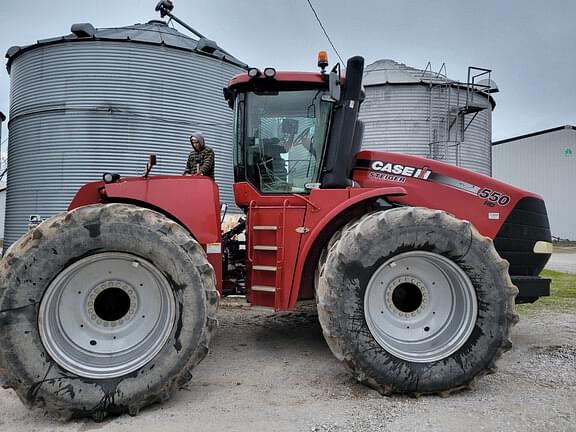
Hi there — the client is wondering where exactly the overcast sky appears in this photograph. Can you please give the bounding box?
[0,0,574,149]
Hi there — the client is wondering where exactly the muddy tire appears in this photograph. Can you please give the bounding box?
[0,204,218,420]
[316,207,517,395]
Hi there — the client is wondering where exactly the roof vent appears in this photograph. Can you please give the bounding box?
[147,19,168,26]
[196,37,218,54]
[71,23,96,38]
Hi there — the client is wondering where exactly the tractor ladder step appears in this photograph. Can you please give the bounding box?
[253,225,278,231]
[251,285,276,293]
[253,245,278,251]
[252,265,277,271]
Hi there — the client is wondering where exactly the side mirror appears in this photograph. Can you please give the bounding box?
[144,154,157,178]
[328,64,341,102]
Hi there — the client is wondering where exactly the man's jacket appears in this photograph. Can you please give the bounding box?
[186,146,215,179]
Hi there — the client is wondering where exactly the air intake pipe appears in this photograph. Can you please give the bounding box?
[321,56,364,189]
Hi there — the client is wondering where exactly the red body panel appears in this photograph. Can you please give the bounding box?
[70,176,223,292]
[290,187,407,308]
[353,150,542,239]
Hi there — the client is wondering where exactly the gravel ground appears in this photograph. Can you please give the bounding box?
[0,300,574,432]
[547,249,576,274]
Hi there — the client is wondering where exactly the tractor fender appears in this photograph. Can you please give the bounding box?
[289,187,406,308]
[69,176,223,291]
[70,176,221,245]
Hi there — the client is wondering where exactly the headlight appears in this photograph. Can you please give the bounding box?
[533,241,553,254]
[102,172,121,184]
[248,67,261,79]
[263,67,276,78]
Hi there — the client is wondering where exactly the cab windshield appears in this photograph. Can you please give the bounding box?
[235,89,331,193]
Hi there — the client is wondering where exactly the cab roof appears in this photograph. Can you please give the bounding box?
[228,71,328,89]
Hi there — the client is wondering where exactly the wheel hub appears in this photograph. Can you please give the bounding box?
[386,276,429,317]
[39,252,176,379]
[364,251,478,363]
[88,281,138,327]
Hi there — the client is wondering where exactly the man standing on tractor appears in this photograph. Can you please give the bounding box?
[184,133,215,179]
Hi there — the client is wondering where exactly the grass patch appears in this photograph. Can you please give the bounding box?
[516,269,576,314]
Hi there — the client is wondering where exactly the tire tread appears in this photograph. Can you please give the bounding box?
[316,206,518,396]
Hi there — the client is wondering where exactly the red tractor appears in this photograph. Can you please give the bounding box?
[0,55,551,420]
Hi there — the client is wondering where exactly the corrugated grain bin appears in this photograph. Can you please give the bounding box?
[4,20,246,246]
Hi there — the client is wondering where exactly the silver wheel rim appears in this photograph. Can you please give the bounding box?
[39,252,176,379]
[364,251,477,363]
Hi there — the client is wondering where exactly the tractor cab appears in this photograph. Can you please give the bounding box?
[232,84,330,193]
[225,55,366,198]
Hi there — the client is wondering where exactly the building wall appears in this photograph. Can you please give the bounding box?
[492,126,576,240]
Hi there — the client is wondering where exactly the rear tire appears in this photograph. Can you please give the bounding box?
[316,207,517,395]
[0,204,218,420]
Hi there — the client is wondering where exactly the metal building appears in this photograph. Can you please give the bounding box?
[493,125,576,240]
[359,59,497,176]
[4,20,246,246]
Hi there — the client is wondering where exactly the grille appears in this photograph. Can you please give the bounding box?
[494,197,551,276]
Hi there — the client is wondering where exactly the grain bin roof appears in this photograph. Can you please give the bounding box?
[363,59,449,86]
[364,59,496,109]
[363,59,422,86]
[5,20,247,72]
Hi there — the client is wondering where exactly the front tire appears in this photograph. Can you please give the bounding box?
[0,204,218,420]
[316,207,517,395]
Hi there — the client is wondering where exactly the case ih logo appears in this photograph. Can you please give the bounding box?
[371,161,432,179]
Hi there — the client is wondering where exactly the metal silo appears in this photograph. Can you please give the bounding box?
[359,59,496,176]
[4,20,246,246]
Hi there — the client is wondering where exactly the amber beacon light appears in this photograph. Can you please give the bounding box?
[317,50,329,72]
